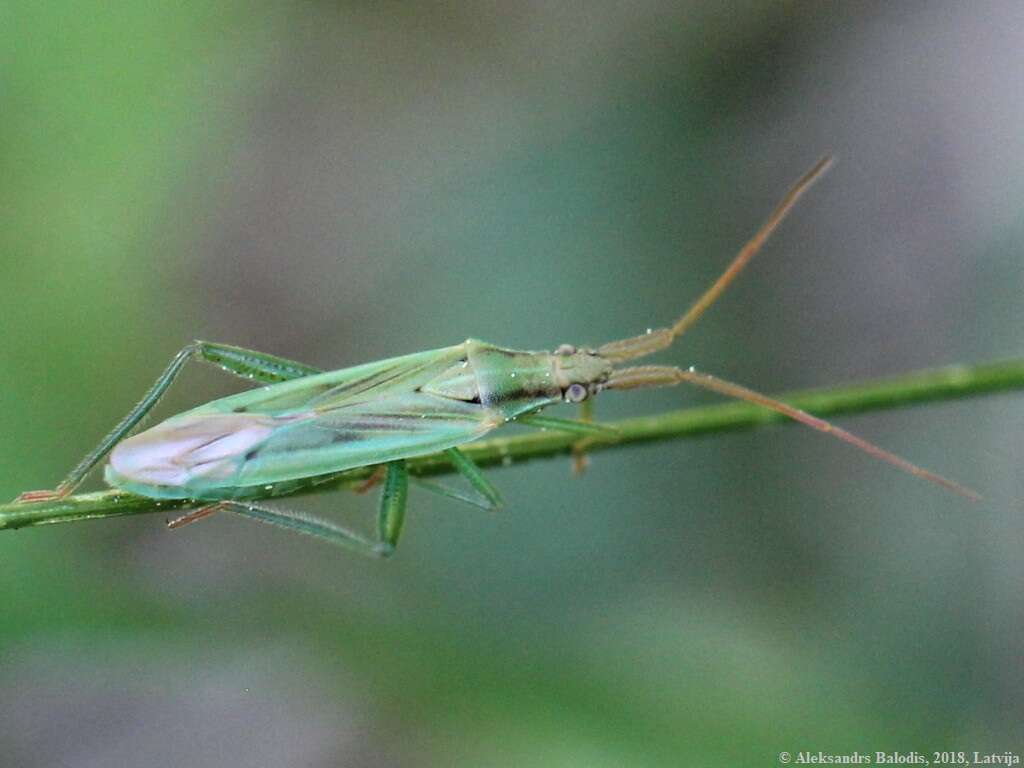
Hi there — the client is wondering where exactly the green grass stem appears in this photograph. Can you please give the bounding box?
[3,358,1021,530]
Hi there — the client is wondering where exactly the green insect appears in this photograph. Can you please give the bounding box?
[13,156,977,555]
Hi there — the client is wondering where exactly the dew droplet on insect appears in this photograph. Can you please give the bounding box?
[688,365,695,372]
[264,485,273,491]
[646,328,652,334]
[510,372,516,378]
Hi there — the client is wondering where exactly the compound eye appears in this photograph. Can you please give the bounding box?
[555,344,576,356]
[565,383,588,403]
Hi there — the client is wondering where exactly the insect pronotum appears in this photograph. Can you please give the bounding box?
[13,156,979,555]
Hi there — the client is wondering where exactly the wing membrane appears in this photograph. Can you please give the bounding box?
[167,343,501,491]
[106,342,510,499]
[232,392,499,486]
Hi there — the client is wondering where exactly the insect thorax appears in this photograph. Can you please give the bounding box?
[419,340,564,418]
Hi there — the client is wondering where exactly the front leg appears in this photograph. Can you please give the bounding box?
[516,410,617,475]
[572,399,595,475]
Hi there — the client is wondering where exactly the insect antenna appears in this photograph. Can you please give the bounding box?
[603,364,981,501]
[597,155,834,364]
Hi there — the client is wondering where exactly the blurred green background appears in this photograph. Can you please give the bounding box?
[3,2,1023,765]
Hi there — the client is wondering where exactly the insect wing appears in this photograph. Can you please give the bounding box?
[190,344,471,418]
[126,343,496,495]
[232,392,500,486]
[174,343,502,489]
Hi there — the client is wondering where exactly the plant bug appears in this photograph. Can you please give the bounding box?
[12,156,979,556]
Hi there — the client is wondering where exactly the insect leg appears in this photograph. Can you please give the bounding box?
[166,463,408,556]
[518,410,617,475]
[194,341,323,383]
[166,505,221,529]
[14,341,323,502]
[572,399,595,475]
[410,478,491,510]
[409,448,503,511]
[376,461,409,556]
[205,497,394,557]
[443,448,503,510]
[516,413,618,438]
[353,465,387,494]
[605,364,981,501]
